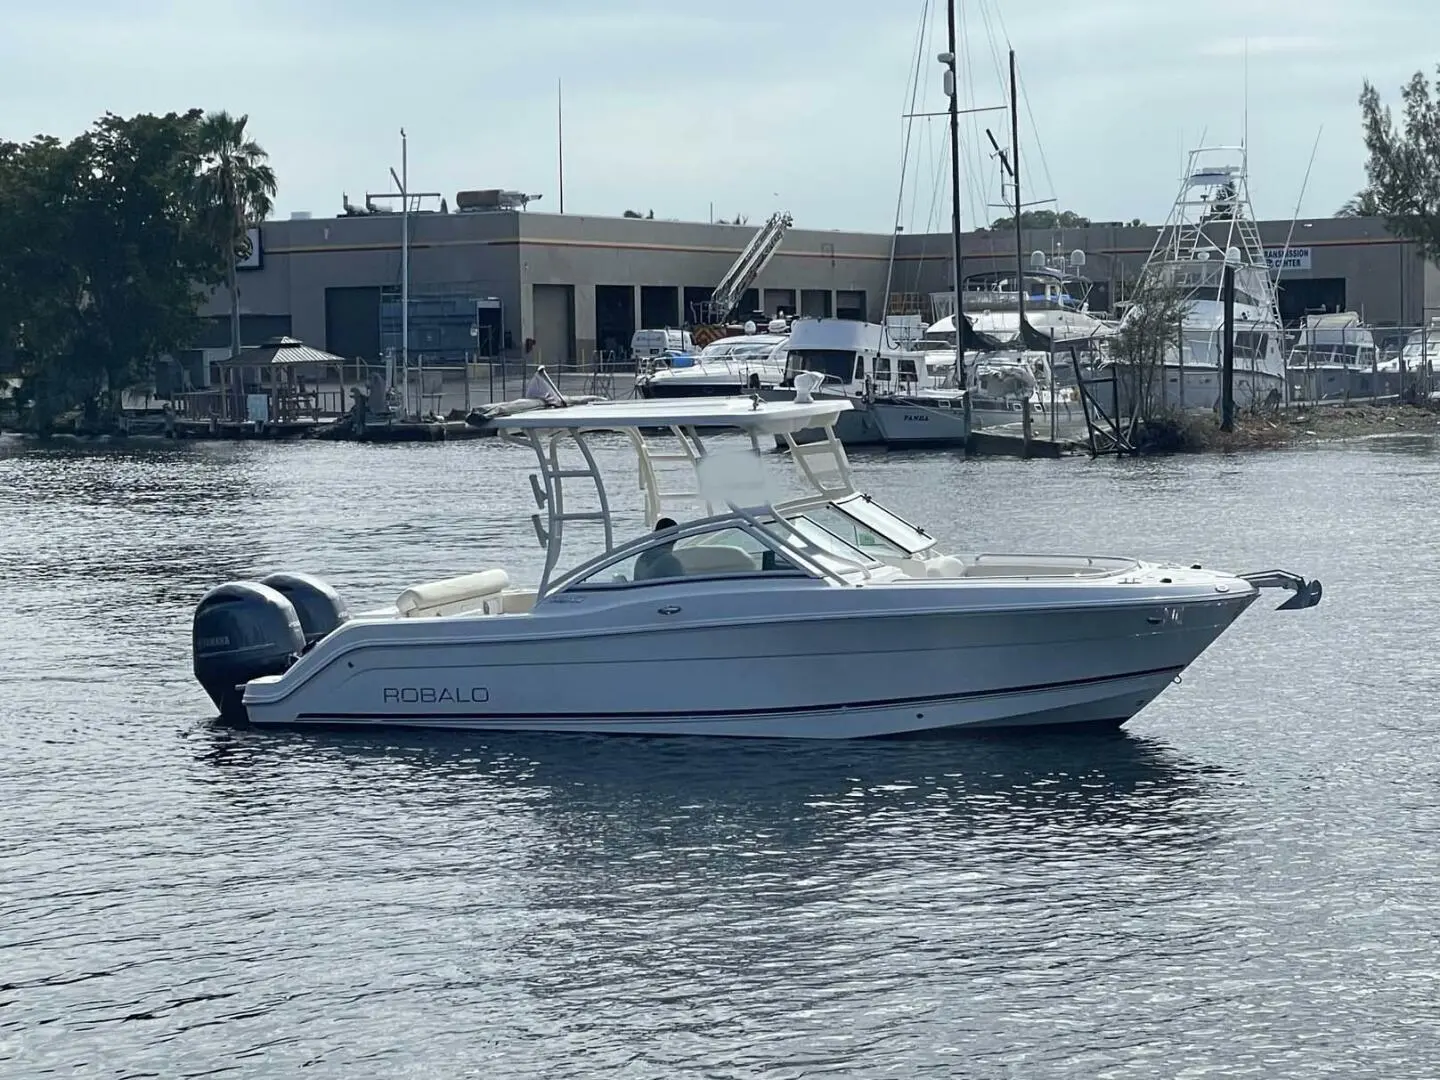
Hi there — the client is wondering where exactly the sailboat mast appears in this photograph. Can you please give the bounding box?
[1009,49,1024,332]
[944,0,965,369]
[400,127,409,414]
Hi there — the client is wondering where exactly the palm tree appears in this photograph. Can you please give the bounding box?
[1335,189,1382,218]
[194,112,277,359]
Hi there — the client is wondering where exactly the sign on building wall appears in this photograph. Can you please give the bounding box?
[236,227,262,272]
[1264,246,1311,272]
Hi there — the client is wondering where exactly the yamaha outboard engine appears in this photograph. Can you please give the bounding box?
[192,582,305,720]
[259,571,349,647]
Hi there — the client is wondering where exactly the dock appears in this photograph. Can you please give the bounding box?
[967,430,1071,459]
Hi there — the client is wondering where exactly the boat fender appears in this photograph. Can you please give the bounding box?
[192,582,306,720]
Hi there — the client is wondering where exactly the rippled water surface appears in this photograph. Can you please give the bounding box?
[2,432,1438,1077]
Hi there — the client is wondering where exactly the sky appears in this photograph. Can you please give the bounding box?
[1,0,1435,233]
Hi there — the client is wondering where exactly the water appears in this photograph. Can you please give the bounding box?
[2,432,1437,1078]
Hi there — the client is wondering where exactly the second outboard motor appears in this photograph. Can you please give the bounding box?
[260,571,349,647]
[192,582,306,720]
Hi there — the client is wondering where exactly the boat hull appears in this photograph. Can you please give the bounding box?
[240,582,1257,738]
[1107,365,1286,415]
[769,394,971,448]
[1287,364,1401,403]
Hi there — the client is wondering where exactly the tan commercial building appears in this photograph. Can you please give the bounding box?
[198,207,1440,369]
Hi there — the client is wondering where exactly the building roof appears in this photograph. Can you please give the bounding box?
[218,336,345,367]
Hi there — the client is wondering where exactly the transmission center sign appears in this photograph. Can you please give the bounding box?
[1264,246,1311,272]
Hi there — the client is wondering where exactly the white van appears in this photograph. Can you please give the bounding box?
[631,328,693,358]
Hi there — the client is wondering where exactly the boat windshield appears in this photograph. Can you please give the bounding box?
[1287,342,1374,364]
[786,507,911,558]
[829,494,934,554]
[788,349,855,383]
[1402,330,1440,358]
[557,513,879,592]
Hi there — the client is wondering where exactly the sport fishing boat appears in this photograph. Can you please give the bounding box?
[1111,145,1287,412]
[190,382,1322,738]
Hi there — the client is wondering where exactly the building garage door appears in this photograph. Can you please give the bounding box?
[1277,279,1347,324]
[326,286,382,362]
[837,290,868,321]
[532,284,575,367]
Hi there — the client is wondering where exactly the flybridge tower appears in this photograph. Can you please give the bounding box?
[1147,146,1268,277]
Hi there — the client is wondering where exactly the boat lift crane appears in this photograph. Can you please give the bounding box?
[691,211,793,343]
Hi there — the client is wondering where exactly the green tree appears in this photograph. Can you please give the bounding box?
[0,110,237,432]
[0,136,92,423]
[1360,67,1440,260]
[77,111,229,418]
[1110,272,1192,432]
[988,208,1092,231]
[1335,189,1382,217]
[194,111,277,360]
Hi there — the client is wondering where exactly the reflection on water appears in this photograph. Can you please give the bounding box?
[2,435,1439,1077]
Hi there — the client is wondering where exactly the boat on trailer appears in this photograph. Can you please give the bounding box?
[190,389,1322,738]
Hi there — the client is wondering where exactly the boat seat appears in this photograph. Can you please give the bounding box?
[397,569,511,617]
[923,555,968,578]
[673,546,759,575]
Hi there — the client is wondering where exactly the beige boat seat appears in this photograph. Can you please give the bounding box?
[396,569,511,617]
[673,545,759,575]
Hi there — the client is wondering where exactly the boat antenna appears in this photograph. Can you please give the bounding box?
[1273,126,1323,294]
[942,0,965,379]
[1243,37,1249,156]
[557,78,565,214]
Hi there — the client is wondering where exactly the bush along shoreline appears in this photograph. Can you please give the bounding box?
[1130,403,1440,454]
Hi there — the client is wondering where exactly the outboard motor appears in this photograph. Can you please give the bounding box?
[192,582,305,720]
[260,571,349,647]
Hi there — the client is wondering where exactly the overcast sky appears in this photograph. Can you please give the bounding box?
[2,0,1434,231]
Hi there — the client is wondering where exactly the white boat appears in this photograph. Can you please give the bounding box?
[636,325,789,398]
[929,252,1118,349]
[1116,145,1287,412]
[1399,319,1440,377]
[774,317,971,447]
[1285,312,1383,402]
[190,388,1322,738]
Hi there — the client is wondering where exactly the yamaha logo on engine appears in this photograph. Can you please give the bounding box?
[383,687,489,705]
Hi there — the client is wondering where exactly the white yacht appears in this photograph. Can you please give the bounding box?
[636,324,789,398]
[1399,319,1440,376]
[777,317,970,447]
[1115,145,1287,412]
[929,252,1117,349]
[1285,312,1381,402]
[191,389,1322,738]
